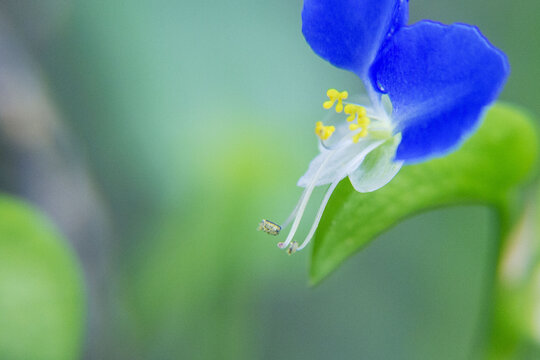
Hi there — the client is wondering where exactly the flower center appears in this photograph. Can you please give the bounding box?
[345,104,371,143]
[318,88,374,143]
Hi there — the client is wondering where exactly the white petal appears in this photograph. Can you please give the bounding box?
[348,136,403,193]
[297,138,384,188]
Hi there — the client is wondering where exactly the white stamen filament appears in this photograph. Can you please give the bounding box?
[280,127,358,230]
[296,139,386,251]
[278,127,357,249]
[278,150,334,250]
[296,179,339,251]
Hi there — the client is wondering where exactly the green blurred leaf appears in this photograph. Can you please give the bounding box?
[0,196,85,360]
[311,103,539,284]
[484,185,540,359]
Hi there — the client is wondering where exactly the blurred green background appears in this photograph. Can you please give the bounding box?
[0,0,538,359]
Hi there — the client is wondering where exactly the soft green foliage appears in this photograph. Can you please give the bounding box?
[127,132,303,359]
[0,197,85,360]
[4,2,537,359]
[311,103,539,284]
[486,187,540,359]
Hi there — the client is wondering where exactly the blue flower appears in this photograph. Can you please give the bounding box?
[259,0,509,254]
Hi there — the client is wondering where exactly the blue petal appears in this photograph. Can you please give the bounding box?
[370,21,510,162]
[302,0,409,78]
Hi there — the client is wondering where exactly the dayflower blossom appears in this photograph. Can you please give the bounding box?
[258,0,509,254]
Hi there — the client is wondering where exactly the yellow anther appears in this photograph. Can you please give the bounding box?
[323,88,348,113]
[352,132,366,143]
[315,121,335,141]
[349,116,371,143]
[344,104,367,122]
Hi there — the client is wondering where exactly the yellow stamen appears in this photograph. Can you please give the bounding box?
[323,88,348,113]
[315,121,335,140]
[349,116,371,143]
[352,132,367,143]
[344,104,367,122]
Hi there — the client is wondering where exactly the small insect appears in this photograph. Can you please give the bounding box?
[257,219,282,235]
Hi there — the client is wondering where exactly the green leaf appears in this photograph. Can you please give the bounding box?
[0,196,85,360]
[310,103,539,284]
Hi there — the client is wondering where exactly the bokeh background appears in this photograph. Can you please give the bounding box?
[0,0,538,359]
